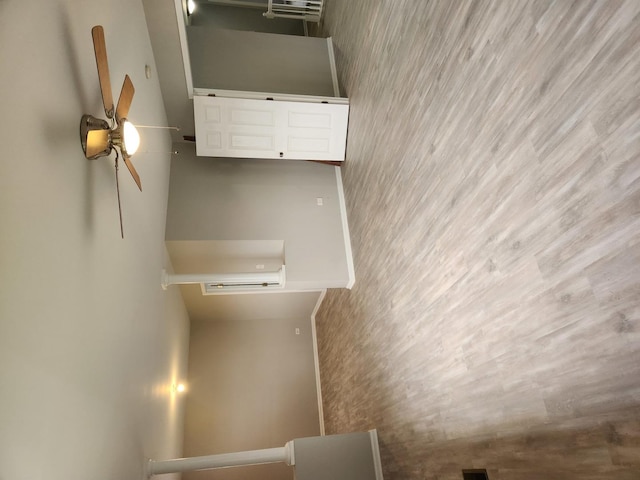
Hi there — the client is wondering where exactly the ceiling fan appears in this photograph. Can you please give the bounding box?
[80,25,142,238]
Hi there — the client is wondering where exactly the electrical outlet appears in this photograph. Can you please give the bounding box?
[295,328,300,335]
[316,197,324,206]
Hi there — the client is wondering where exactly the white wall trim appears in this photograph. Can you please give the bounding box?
[174,0,194,99]
[311,289,327,435]
[193,88,349,105]
[335,166,355,289]
[369,429,385,480]
[326,37,341,98]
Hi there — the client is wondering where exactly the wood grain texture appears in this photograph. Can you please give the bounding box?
[314,1,640,478]
[91,25,114,118]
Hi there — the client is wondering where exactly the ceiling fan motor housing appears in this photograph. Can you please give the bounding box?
[80,114,112,159]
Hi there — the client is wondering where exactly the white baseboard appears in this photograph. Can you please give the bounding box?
[335,166,355,289]
[311,289,327,435]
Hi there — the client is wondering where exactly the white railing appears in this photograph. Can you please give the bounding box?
[264,0,323,22]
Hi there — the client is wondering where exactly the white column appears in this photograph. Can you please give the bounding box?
[147,443,294,476]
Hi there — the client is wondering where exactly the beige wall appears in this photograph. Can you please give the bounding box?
[165,143,351,290]
[187,27,335,96]
[184,315,320,480]
[142,0,194,143]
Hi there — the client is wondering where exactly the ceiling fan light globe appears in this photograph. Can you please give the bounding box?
[122,121,140,155]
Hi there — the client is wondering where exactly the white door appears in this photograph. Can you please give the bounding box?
[194,96,349,161]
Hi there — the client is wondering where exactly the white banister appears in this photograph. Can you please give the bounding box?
[264,0,323,23]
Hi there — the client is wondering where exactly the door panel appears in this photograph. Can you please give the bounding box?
[194,96,349,160]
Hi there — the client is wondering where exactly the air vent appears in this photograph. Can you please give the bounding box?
[462,469,488,480]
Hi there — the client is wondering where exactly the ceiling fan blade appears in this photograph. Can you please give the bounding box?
[122,152,142,191]
[116,75,135,123]
[115,157,124,238]
[85,128,111,158]
[91,26,115,119]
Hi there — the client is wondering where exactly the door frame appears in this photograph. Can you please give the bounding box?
[193,88,349,105]
[174,0,194,98]
[173,0,342,100]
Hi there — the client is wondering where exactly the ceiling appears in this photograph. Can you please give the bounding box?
[0,0,190,478]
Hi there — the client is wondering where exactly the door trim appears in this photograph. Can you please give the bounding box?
[326,37,341,97]
[193,88,349,105]
[174,0,194,98]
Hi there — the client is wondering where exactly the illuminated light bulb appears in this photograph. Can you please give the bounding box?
[122,121,140,155]
[187,0,196,15]
[172,383,187,393]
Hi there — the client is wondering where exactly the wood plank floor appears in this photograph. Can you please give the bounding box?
[314,1,640,478]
